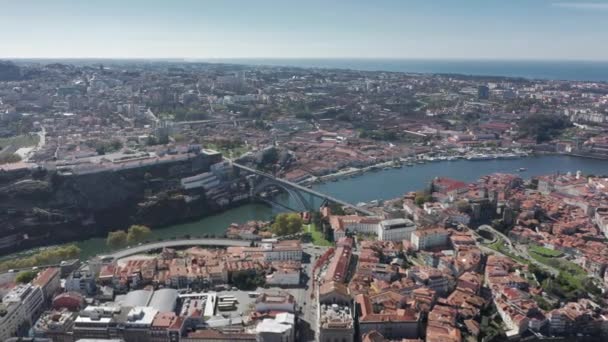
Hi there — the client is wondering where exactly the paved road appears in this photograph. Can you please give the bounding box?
[100,238,251,260]
[300,243,330,341]
[478,225,559,276]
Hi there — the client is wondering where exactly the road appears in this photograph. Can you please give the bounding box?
[299,243,330,341]
[100,238,251,260]
[478,225,559,276]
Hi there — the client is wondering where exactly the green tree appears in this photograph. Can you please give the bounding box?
[0,245,80,272]
[106,230,128,248]
[16,270,39,283]
[127,225,152,244]
[328,203,345,215]
[271,213,303,236]
[0,153,22,165]
[415,191,432,207]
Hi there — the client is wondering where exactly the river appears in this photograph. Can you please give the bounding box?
[4,155,608,260]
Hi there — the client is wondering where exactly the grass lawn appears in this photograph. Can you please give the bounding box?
[306,224,333,247]
[529,250,585,276]
[529,245,563,257]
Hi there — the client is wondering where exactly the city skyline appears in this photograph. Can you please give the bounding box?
[2,0,608,61]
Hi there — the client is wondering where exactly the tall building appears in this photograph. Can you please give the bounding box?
[3,284,45,324]
[33,268,61,302]
[0,301,25,341]
[478,85,490,100]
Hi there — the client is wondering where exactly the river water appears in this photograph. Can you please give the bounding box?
[5,155,608,260]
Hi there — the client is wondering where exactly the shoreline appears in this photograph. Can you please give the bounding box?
[3,153,608,261]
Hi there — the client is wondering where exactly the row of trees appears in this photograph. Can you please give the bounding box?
[106,225,152,248]
[0,244,81,271]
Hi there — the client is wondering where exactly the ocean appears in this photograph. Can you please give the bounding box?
[200,58,608,82]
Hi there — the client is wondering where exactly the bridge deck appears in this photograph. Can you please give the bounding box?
[232,161,375,216]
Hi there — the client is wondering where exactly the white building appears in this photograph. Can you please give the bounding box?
[0,301,24,341]
[255,312,295,342]
[411,228,450,251]
[3,284,45,324]
[329,216,383,241]
[255,293,296,314]
[262,241,303,262]
[378,219,417,241]
[181,172,220,191]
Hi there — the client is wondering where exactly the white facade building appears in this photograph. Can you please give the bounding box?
[255,313,295,342]
[3,284,45,324]
[0,302,24,341]
[378,219,417,241]
[411,228,450,251]
[255,293,296,314]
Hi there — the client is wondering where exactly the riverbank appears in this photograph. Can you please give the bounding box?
[302,148,532,185]
[3,155,608,261]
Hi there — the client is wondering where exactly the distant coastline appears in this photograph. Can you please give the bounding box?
[198,58,608,82]
[9,57,608,82]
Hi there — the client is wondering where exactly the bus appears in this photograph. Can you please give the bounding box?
[217,303,235,311]
[248,292,261,298]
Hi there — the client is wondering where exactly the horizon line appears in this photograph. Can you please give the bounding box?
[3,56,608,63]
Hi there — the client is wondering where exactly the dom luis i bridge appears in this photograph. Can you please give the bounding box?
[229,160,375,216]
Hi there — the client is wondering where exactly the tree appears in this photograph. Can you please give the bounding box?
[518,113,571,143]
[16,270,38,283]
[127,225,152,244]
[107,230,127,248]
[415,191,432,207]
[0,153,22,165]
[271,213,303,236]
[328,203,345,216]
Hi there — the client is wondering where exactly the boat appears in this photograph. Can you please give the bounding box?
[466,154,494,161]
[501,153,519,159]
[406,163,414,167]
[518,167,527,172]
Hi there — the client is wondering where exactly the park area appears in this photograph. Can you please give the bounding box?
[525,244,600,302]
[305,224,332,247]
[529,245,563,257]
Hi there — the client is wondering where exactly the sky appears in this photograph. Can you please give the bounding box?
[1,0,608,60]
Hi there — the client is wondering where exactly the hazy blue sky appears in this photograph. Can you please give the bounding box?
[2,0,608,60]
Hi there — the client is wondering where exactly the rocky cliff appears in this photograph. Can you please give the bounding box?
[0,153,223,254]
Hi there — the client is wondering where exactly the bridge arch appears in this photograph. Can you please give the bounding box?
[251,178,314,211]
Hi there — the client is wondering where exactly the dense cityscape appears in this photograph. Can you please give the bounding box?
[1,58,608,342]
